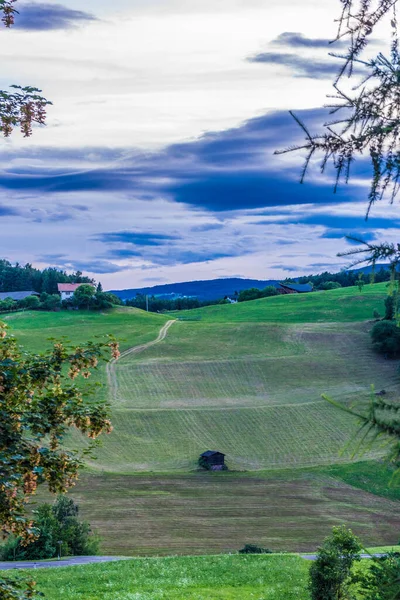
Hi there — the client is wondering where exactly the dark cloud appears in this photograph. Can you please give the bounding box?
[0,205,20,216]
[98,229,238,266]
[38,253,67,262]
[270,264,302,272]
[191,223,224,232]
[0,108,369,213]
[299,214,397,230]
[320,230,376,242]
[14,3,97,31]
[96,231,179,246]
[247,52,339,79]
[271,32,344,49]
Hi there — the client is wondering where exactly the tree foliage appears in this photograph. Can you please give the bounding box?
[0,1,51,138]
[309,526,362,600]
[276,0,400,214]
[0,260,94,295]
[0,322,119,542]
[357,552,400,600]
[371,319,400,355]
[1,496,99,560]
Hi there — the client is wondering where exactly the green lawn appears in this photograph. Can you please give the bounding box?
[27,555,311,600]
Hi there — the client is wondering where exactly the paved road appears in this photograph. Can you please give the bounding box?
[302,553,387,561]
[0,556,126,570]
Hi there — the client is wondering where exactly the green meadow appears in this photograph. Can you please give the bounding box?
[25,554,311,600]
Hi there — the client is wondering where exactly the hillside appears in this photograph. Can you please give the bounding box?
[174,283,388,323]
[6,283,400,554]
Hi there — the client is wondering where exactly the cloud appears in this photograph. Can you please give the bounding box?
[96,231,179,246]
[271,32,342,49]
[269,264,303,272]
[0,205,21,217]
[320,230,376,242]
[191,223,225,232]
[0,108,369,215]
[0,107,372,217]
[14,3,97,31]
[247,52,339,79]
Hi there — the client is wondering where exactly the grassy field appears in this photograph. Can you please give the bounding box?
[1,307,167,353]
[24,554,311,600]
[3,283,400,555]
[174,283,388,323]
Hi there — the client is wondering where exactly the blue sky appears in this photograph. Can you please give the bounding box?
[0,0,396,288]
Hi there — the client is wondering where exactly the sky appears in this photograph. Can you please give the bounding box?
[0,0,396,289]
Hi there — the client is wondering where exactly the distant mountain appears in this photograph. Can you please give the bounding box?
[109,278,279,302]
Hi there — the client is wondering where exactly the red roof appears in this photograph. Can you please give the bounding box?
[57,283,84,292]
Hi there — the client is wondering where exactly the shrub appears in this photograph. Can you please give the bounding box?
[239,544,273,554]
[371,320,400,358]
[319,281,342,290]
[373,309,380,320]
[20,295,40,310]
[385,294,397,320]
[309,526,362,600]
[262,286,279,298]
[238,288,263,302]
[357,552,400,600]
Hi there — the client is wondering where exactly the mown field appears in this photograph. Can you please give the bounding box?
[55,462,400,556]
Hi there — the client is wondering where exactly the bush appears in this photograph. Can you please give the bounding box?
[20,295,40,310]
[385,294,397,320]
[319,281,342,290]
[371,320,400,358]
[239,544,273,554]
[309,526,362,600]
[373,309,380,320]
[40,293,61,311]
[262,286,279,298]
[238,288,263,302]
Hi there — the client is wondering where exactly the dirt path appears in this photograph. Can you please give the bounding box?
[106,319,176,404]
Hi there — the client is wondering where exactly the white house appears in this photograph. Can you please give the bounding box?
[57,283,86,302]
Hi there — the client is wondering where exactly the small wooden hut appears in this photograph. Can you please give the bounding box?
[199,450,226,470]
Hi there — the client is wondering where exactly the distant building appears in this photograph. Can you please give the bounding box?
[0,291,39,301]
[199,450,226,471]
[278,283,313,294]
[57,283,90,302]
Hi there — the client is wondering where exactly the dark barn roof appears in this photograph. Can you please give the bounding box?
[201,450,225,458]
[0,291,39,301]
[279,283,313,293]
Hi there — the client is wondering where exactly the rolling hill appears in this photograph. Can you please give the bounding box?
[5,282,400,554]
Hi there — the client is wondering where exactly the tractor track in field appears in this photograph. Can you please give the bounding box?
[107,319,176,404]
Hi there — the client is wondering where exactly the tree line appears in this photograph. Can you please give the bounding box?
[0,259,93,294]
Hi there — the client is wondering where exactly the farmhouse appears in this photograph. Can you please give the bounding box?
[200,450,226,470]
[278,283,313,294]
[0,291,39,301]
[57,283,89,301]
